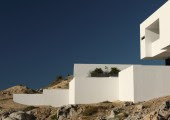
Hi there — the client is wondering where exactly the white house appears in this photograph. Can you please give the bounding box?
[140,0,170,60]
[13,0,170,107]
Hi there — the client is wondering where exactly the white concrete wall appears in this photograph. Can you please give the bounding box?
[43,89,69,107]
[74,64,131,77]
[119,66,134,102]
[14,64,170,106]
[69,78,75,104]
[119,65,170,102]
[13,89,69,107]
[133,65,170,102]
[73,77,119,104]
[13,94,46,106]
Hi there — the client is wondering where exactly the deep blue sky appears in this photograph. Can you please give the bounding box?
[0,0,167,90]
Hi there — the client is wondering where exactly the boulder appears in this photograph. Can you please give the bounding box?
[136,105,144,111]
[157,101,170,120]
[1,111,36,120]
[124,102,134,107]
[56,104,79,119]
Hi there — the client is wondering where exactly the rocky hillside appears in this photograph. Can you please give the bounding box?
[1,81,170,119]
[1,94,170,120]
[0,85,58,120]
[3,85,37,94]
[48,96,170,120]
[46,75,73,89]
[0,85,36,111]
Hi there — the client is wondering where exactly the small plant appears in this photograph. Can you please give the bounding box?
[90,68,104,77]
[47,75,63,88]
[109,67,120,77]
[90,67,120,77]
[56,75,63,81]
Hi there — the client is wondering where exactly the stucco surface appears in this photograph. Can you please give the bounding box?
[119,66,134,102]
[73,77,119,104]
[13,64,170,106]
[140,0,170,59]
[69,78,75,104]
[13,89,69,107]
[133,65,170,102]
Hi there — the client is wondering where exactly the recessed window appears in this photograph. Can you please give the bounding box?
[145,19,160,42]
[147,19,159,34]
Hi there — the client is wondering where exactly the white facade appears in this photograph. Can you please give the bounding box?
[14,64,170,106]
[133,65,170,102]
[119,66,134,102]
[13,1,170,107]
[14,64,131,107]
[14,89,69,107]
[119,65,170,102]
[69,78,75,104]
[72,77,119,104]
[140,0,170,59]
[71,64,131,104]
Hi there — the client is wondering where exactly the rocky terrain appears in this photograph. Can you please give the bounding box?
[1,77,170,120]
[46,75,73,89]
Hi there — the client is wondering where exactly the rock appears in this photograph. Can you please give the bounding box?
[109,110,115,118]
[125,111,143,120]
[110,107,123,116]
[1,111,36,120]
[35,88,43,93]
[136,105,144,111]
[56,104,79,119]
[99,116,107,120]
[69,108,77,116]
[159,101,170,110]
[58,115,65,120]
[105,110,115,120]
[124,102,134,107]
[3,118,18,120]
[143,111,157,120]
[125,115,142,120]
[26,111,33,115]
[1,112,10,119]
[106,108,128,120]
[157,101,170,120]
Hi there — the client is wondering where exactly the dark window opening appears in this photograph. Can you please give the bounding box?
[141,36,145,40]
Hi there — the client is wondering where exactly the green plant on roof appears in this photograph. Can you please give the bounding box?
[109,67,120,77]
[90,67,120,77]
[90,68,104,77]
